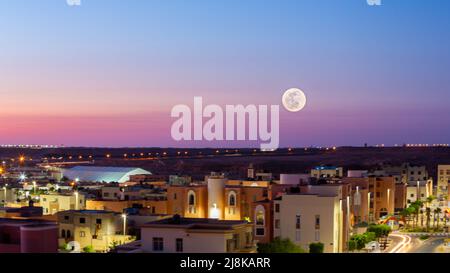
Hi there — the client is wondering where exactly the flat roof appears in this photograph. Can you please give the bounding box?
[143,217,249,230]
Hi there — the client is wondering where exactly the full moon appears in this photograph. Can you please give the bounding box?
[282,88,307,112]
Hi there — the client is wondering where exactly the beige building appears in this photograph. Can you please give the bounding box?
[140,216,256,253]
[273,193,343,253]
[437,165,450,204]
[406,180,433,204]
[57,210,134,252]
[40,193,86,215]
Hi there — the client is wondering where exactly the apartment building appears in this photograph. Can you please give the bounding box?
[437,165,450,204]
[57,210,134,252]
[273,193,343,253]
[343,176,396,221]
[406,179,433,204]
[140,215,256,253]
[40,192,86,215]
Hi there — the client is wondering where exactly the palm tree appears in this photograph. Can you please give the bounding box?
[426,195,436,207]
[426,207,431,232]
[434,208,442,230]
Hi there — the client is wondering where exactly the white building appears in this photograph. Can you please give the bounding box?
[273,193,343,253]
[140,216,255,253]
[62,166,151,183]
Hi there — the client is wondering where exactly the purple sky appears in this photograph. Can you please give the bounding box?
[0,0,449,147]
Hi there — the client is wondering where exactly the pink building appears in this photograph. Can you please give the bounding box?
[0,218,58,253]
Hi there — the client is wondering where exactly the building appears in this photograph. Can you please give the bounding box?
[0,218,58,253]
[62,166,152,183]
[40,192,86,215]
[406,179,433,204]
[57,210,134,252]
[343,176,396,221]
[86,199,167,214]
[374,163,429,184]
[273,193,343,253]
[311,166,343,179]
[166,173,268,221]
[140,215,256,253]
[0,202,43,218]
[279,174,310,185]
[437,165,450,204]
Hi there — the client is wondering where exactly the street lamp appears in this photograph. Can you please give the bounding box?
[387,188,391,213]
[19,173,26,181]
[416,181,420,202]
[121,213,127,235]
[2,186,6,206]
[74,191,79,210]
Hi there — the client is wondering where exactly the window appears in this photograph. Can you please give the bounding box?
[275,203,280,213]
[176,238,183,252]
[275,219,280,229]
[296,214,301,229]
[96,219,102,225]
[228,191,236,206]
[315,230,320,241]
[61,229,66,238]
[256,227,265,236]
[153,237,164,251]
[188,191,196,206]
[315,215,320,229]
[376,192,381,198]
[255,205,265,226]
[103,192,110,197]
[173,193,177,200]
[410,194,414,197]
[64,215,69,220]
[79,217,86,224]
[151,207,156,214]
[67,230,71,238]
[79,231,86,237]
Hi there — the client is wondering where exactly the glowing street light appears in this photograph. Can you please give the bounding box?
[367,192,371,223]
[19,173,26,181]
[122,213,127,235]
[74,191,79,210]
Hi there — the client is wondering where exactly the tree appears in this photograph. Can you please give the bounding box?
[367,224,391,238]
[257,237,306,253]
[83,245,95,253]
[426,207,432,232]
[434,207,442,230]
[348,232,376,252]
[309,242,324,253]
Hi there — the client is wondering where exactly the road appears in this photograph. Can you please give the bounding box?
[387,233,449,253]
[409,238,448,253]
[387,233,412,253]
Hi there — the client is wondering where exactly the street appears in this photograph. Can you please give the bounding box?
[387,233,449,253]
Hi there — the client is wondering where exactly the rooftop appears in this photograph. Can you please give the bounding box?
[62,166,151,183]
[143,216,249,230]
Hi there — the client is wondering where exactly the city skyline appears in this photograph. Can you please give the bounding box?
[1,0,450,147]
